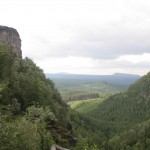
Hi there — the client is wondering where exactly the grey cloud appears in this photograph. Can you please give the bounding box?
[21,0,150,61]
[28,20,150,60]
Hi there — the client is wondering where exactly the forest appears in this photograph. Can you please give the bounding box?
[0,44,150,150]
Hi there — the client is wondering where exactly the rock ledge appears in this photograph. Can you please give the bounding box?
[0,25,22,57]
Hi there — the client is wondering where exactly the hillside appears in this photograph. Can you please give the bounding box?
[46,73,140,85]
[88,72,150,136]
[0,44,77,149]
[69,98,104,114]
[108,120,150,150]
[68,72,150,149]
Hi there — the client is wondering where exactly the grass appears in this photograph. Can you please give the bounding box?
[68,98,105,114]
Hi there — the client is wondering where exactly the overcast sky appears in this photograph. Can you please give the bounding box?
[1,0,150,75]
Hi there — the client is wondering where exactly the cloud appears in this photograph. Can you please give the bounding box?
[116,53,150,64]
[1,0,147,60]
[1,0,150,75]
[34,53,150,75]
[22,23,150,60]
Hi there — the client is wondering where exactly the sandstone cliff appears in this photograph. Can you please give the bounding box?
[0,26,22,57]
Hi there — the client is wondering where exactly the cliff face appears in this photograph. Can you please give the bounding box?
[0,26,22,57]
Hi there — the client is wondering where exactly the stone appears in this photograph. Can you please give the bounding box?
[50,145,69,150]
[0,25,22,57]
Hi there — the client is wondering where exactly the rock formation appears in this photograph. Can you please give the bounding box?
[0,26,22,57]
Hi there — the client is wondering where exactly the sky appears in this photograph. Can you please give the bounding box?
[0,0,150,75]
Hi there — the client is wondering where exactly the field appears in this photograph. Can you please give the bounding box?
[68,98,105,114]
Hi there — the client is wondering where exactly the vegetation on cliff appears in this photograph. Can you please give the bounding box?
[0,44,77,149]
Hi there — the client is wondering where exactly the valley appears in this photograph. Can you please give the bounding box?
[68,98,104,114]
[46,73,140,101]
[1,0,150,149]
[0,26,150,150]
[47,72,150,149]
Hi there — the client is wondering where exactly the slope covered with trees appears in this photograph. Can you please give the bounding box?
[69,98,104,114]
[0,44,77,149]
[68,71,150,149]
[108,120,150,150]
[89,72,150,133]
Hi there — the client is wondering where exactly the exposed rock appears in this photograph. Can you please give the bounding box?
[0,25,22,57]
[67,121,72,132]
[50,145,69,150]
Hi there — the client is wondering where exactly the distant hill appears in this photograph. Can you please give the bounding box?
[45,73,140,101]
[46,73,140,85]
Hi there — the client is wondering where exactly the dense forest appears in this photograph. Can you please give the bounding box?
[65,93,100,102]
[88,71,150,134]
[70,70,150,149]
[0,44,78,149]
[0,43,150,150]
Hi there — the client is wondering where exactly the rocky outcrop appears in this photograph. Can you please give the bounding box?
[50,145,69,150]
[0,26,22,57]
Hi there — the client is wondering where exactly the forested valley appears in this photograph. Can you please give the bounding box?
[0,43,150,150]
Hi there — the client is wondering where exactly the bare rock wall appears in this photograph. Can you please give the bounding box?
[0,26,22,57]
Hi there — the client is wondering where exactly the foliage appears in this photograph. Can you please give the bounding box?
[86,72,150,138]
[69,98,104,114]
[0,113,18,150]
[108,120,150,150]
[68,72,150,149]
[65,93,100,102]
[0,44,74,149]
[0,110,54,150]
